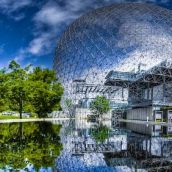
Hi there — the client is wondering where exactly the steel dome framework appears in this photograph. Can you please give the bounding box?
[54,3,172,87]
[53,3,172,122]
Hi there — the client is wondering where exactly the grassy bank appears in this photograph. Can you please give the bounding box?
[0,115,35,120]
[0,115,20,119]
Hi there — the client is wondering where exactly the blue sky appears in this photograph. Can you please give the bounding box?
[0,0,172,69]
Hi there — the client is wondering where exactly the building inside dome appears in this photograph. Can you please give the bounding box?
[53,3,172,136]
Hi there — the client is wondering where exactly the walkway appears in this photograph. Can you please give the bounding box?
[119,119,172,126]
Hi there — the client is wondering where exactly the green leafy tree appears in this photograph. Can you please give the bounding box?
[0,60,63,118]
[0,69,9,112]
[6,61,31,118]
[28,67,64,117]
[90,96,111,120]
[91,124,110,143]
[0,68,6,74]
[8,60,20,70]
[29,67,56,84]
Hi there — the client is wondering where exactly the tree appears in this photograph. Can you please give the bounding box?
[29,67,56,84]
[0,68,6,74]
[28,67,64,118]
[8,60,20,71]
[90,96,111,120]
[0,60,63,118]
[91,124,110,143]
[0,71,9,112]
[6,61,31,118]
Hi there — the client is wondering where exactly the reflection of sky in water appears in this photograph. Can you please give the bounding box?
[55,3,172,89]
[57,119,172,172]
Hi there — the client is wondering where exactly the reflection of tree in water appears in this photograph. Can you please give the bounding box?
[0,122,62,171]
[91,124,110,143]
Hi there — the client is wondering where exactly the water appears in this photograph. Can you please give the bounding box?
[0,119,172,172]
[0,122,62,171]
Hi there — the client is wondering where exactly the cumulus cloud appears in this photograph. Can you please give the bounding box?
[0,0,33,20]
[0,0,32,12]
[27,33,54,55]
[33,3,77,27]
[29,0,94,56]
[24,0,85,56]
[13,48,28,64]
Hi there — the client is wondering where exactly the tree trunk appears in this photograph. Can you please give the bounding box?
[19,123,23,148]
[19,110,22,119]
[19,99,23,119]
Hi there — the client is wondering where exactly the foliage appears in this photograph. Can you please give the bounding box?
[90,96,111,118]
[29,67,56,84]
[0,60,64,118]
[91,124,110,143]
[28,66,63,117]
[0,72,9,112]
[0,68,6,74]
[28,81,63,117]
[5,61,32,118]
[0,122,63,170]
[8,60,20,70]
[0,99,8,112]
[160,106,172,110]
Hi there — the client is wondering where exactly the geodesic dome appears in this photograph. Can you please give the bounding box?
[54,3,172,93]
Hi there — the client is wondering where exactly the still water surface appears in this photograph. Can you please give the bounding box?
[0,119,172,172]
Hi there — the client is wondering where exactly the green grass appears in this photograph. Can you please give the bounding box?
[155,119,163,123]
[0,115,20,119]
[162,134,172,138]
[0,115,35,120]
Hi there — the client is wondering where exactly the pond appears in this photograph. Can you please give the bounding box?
[0,119,172,171]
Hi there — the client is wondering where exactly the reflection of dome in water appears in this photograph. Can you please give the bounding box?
[54,3,172,86]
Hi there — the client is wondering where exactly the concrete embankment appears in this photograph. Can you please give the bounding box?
[119,119,172,126]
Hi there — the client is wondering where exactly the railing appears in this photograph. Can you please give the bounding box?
[108,71,136,81]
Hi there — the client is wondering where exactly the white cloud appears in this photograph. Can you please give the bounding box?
[14,49,27,63]
[27,33,54,55]
[34,4,76,27]
[33,0,90,28]
[0,0,33,20]
[28,0,112,56]
[27,0,85,56]
[12,14,26,21]
[0,0,32,12]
